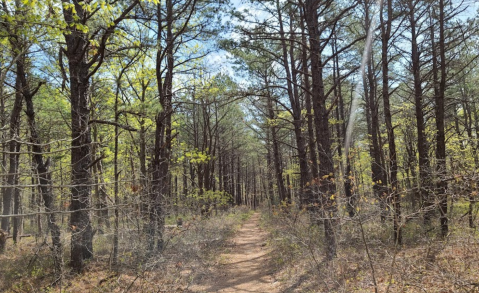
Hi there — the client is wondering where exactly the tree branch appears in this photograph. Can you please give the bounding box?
[89,119,138,131]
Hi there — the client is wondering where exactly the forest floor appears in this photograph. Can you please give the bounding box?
[189,212,278,292]
[3,206,479,293]
[1,208,287,293]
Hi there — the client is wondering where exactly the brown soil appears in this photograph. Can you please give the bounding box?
[189,212,278,293]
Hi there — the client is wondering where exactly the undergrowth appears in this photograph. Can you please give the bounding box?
[262,202,479,293]
[0,206,252,293]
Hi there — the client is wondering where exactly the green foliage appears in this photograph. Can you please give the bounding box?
[188,189,232,210]
[177,146,211,164]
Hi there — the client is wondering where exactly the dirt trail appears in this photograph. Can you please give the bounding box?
[190,212,278,293]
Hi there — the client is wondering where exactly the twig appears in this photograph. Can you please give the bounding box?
[358,215,379,293]
[27,234,49,270]
[385,239,401,293]
[0,204,130,218]
[123,274,140,293]
[6,234,32,239]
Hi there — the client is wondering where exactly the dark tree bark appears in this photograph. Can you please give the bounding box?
[276,0,311,205]
[0,67,5,219]
[12,65,23,244]
[4,8,64,271]
[299,7,319,182]
[435,0,448,237]
[230,151,236,203]
[333,37,355,218]
[265,77,288,203]
[236,156,242,205]
[407,0,432,225]
[265,131,275,206]
[12,155,21,244]
[362,1,388,223]
[23,80,63,281]
[304,0,337,260]
[253,162,257,210]
[150,0,198,252]
[63,21,94,270]
[1,64,22,235]
[61,0,139,271]
[380,0,401,244]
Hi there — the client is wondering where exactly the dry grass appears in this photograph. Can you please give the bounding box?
[263,203,479,293]
[0,207,253,293]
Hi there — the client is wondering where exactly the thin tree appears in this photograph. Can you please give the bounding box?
[380,0,401,244]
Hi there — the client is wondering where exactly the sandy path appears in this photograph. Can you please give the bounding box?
[190,212,278,293]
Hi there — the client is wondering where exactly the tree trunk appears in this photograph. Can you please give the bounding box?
[12,64,23,244]
[67,54,94,271]
[62,1,95,269]
[408,0,432,225]
[14,42,64,278]
[436,0,448,237]
[62,0,138,271]
[265,78,287,203]
[300,7,319,181]
[150,0,176,252]
[277,1,311,205]
[304,0,337,260]
[1,64,23,236]
[363,1,388,223]
[236,156,242,205]
[24,84,63,281]
[265,132,275,206]
[381,0,401,244]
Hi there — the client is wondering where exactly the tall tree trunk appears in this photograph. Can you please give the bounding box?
[66,53,93,271]
[1,64,23,236]
[0,66,6,219]
[300,6,318,181]
[23,79,63,281]
[381,0,401,244]
[333,37,355,217]
[12,169,21,244]
[253,162,257,210]
[139,115,148,215]
[304,0,337,260]
[408,0,431,225]
[277,1,311,205]
[62,0,138,271]
[363,1,388,223]
[265,132,275,206]
[12,61,23,244]
[150,0,176,252]
[265,76,287,203]
[436,0,448,237]
[230,152,236,204]
[8,26,64,275]
[62,1,93,269]
[112,72,122,267]
[236,156,242,205]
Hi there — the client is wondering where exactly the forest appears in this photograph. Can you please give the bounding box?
[0,0,478,292]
